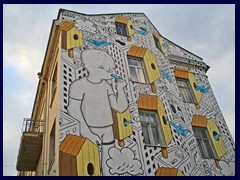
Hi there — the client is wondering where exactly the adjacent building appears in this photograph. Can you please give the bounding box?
[16,9,235,176]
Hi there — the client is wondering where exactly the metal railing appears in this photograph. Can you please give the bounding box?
[22,118,44,133]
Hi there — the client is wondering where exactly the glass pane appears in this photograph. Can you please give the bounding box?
[182,88,193,102]
[129,66,138,82]
[116,27,121,35]
[177,80,188,88]
[150,113,157,123]
[128,58,134,65]
[196,139,205,158]
[151,126,160,145]
[138,68,146,83]
[199,139,215,159]
[122,28,127,36]
[139,112,147,122]
[133,59,138,66]
[142,125,151,144]
[137,60,143,68]
[194,128,207,138]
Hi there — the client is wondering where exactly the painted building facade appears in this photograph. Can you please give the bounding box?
[16,9,235,176]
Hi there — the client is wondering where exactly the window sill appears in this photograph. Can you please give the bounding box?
[130,79,149,85]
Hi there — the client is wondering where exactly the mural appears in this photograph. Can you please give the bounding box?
[58,10,235,176]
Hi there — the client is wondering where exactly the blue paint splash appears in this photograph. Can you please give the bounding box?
[124,120,134,126]
[84,39,112,47]
[167,119,190,137]
[214,133,222,141]
[111,74,122,80]
[136,28,149,35]
[161,70,172,81]
[194,83,210,94]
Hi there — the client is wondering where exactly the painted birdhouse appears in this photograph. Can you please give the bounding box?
[138,94,173,158]
[59,21,83,58]
[115,16,135,41]
[155,168,184,176]
[192,115,227,168]
[112,108,133,147]
[152,32,168,57]
[128,46,161,86]
[175,68,202,109]
[59,134,100,176]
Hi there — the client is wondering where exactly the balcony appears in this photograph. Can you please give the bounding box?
[16,118,44,171]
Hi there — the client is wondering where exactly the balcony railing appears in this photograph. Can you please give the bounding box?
[16,118,44,172]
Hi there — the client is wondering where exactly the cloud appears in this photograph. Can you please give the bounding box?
[75,19,97,33]
[107,147,144,175]
[219,161,235,176]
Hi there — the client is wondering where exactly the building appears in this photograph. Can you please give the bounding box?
[16,9,235,176]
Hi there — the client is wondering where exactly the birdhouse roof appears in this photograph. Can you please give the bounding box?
[155,168,180,176]
[192,115,207,128]
[59,134,86,156]
[59,20,75,31]
[115,16,129,24]
[127,46,147,58]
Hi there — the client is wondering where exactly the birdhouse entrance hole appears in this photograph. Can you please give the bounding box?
[151,63,156,70]
[162,116,167,125]
[123,118,127,127]
[87,163,94,176]
[73,34,79,40]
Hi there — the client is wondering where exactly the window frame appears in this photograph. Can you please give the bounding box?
[139,109,165,146]
[127,56,148,84]
[116,23,128,37]
[176,77,197,104]
[193,127,216,159]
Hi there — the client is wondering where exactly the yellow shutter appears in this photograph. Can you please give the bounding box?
[127,19,135,36]
[207,119,227,159]
[143,50,161,83]
[157,98,172,146]
[188,72,202,104]
[112,108,132,140]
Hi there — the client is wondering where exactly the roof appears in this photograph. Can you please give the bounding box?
[155,168,179,176]
[192,115,207,127]
[115,15,129,24]
[59,20,75,31]
[127,46,147,58]
[138,94,158,111]
[59,134,86,156]
[175,68,189,79]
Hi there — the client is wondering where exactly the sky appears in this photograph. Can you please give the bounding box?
[3,4,235,176]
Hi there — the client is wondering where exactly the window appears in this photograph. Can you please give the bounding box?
[193,127,215,159]
[128,57,147,83]
[116,23,128,36]
[139,110,162,146]
[176,78,196,103]
[51,65,57,100]
[49,121,56,167]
